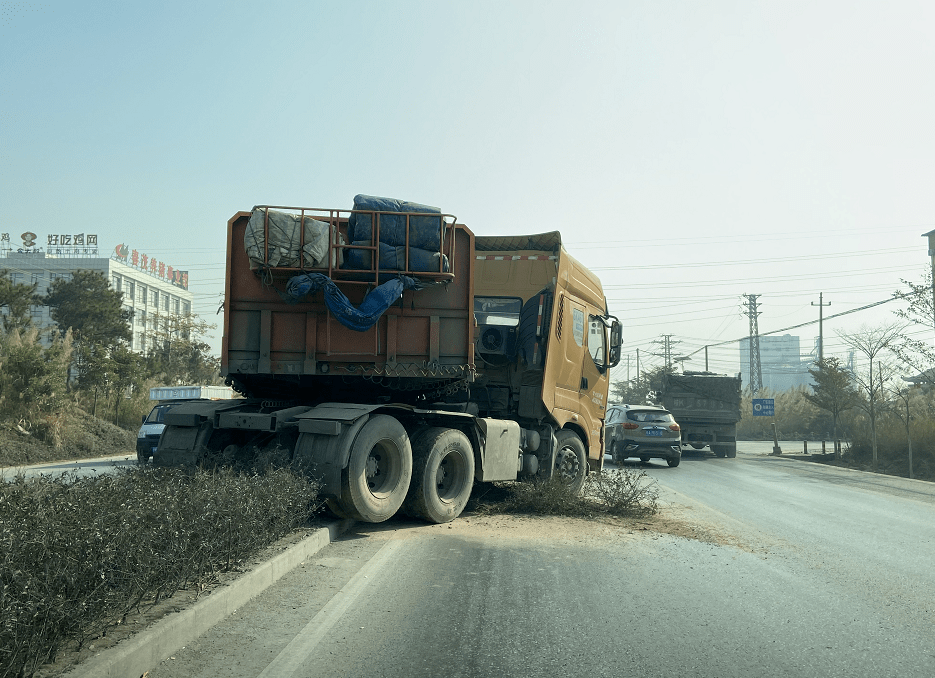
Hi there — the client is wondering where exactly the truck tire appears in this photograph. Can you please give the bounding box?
[727,443,737,458]
[405,427,475,524]
[712,444,728,458]
[337,415,412,523]
[554,430,587,495]
[690,443,706,450]
[667,455,681,468]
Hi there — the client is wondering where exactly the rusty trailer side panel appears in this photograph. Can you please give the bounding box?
[222,212,475,395]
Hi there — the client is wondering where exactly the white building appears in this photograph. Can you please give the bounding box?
[739,334,814,392]
[1,232,192,354]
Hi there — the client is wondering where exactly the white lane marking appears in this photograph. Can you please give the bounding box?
[257,539,403,678]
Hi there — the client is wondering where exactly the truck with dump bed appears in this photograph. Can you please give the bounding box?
[660,371,742,458]
[155,196,622,524]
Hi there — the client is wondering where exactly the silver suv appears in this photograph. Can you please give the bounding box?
[605,404,681,467]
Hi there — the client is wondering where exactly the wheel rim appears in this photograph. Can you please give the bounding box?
[364,439,402,498]
[555,445,581,482]
[435,448,469,502]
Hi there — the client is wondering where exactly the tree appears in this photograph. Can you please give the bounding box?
[109,344,146,425]
[887,385,918,479]
[0,327,73,444]
[837,323,904,472]
[803,357,859,459]
[892,270,935,384]
[611,364,673,405]
[0,270,38,331]
[144,311,220,385]
[42,271,133,393]
[42,270,131,344]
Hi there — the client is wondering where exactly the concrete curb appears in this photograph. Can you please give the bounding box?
[64,519,355,678]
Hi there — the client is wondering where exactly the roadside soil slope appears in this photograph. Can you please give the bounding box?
[0,412,135,467]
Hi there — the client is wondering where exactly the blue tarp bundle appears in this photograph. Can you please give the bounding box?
[344,242,449,273]
[347,194,444,250]
[344,194,447,273]
[285,273,421,332]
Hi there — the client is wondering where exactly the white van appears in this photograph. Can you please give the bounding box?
[137,386,234,463]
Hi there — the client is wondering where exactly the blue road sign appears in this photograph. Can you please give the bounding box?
[752,398,775,417]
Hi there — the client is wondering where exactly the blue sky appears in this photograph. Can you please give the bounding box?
[3,1,935,382]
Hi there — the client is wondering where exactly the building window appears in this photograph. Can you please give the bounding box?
[182,301,191,316]
[125,281,134,300]
[30,306,43,321]
[138,285,147,304]
[11,273,23,285]
[173,298,180,314]
[163,295,169,311]
[112,275,122,292]
[138,309,147,327]
[138,333,146,351]
[31,273,42,285]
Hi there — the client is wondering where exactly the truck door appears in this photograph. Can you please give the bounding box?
[553,297,586,412]
[578,313,607,456]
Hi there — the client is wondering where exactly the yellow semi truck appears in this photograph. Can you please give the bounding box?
[156,198,621,523]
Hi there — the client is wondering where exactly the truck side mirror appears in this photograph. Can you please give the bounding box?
[608,319,622,368]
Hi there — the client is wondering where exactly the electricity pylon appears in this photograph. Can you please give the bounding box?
[743,294,763,395]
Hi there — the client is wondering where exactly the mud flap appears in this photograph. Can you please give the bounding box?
[292,415,370,498]
[155,422,213,467]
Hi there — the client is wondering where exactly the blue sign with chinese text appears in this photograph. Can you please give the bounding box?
[752,398,775,417]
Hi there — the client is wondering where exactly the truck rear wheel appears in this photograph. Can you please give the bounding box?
[405,427,475,524]
[712,444,728,458]
[554,430,587,495]
[726,443,737,458]
[337,415,412,523]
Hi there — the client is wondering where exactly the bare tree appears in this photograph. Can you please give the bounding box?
[887,385,919,479]
[837,323,905,472]
[892,270,935,384]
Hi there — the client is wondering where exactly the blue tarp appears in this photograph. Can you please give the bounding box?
[344,242,449,273]
[285,273,421,332]
[347,194,444,250]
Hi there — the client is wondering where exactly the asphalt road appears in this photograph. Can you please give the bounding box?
[138,443,935,678]
[0,453,135,480]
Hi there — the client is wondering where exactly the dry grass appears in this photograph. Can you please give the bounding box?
[469,468,658,519]
[0,466,319,678]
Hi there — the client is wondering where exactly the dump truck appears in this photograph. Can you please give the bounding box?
[660,371,742,458]
[156,198,622,523]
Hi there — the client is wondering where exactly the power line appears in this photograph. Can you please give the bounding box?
[682,297,897,359]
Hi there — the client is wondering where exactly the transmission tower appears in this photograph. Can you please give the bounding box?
[742,294,763,394]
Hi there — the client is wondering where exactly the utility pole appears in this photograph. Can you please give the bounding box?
[652,335,678,370]
[811,293,831,363]
[742,294,763,395]
[704,345,709,372]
